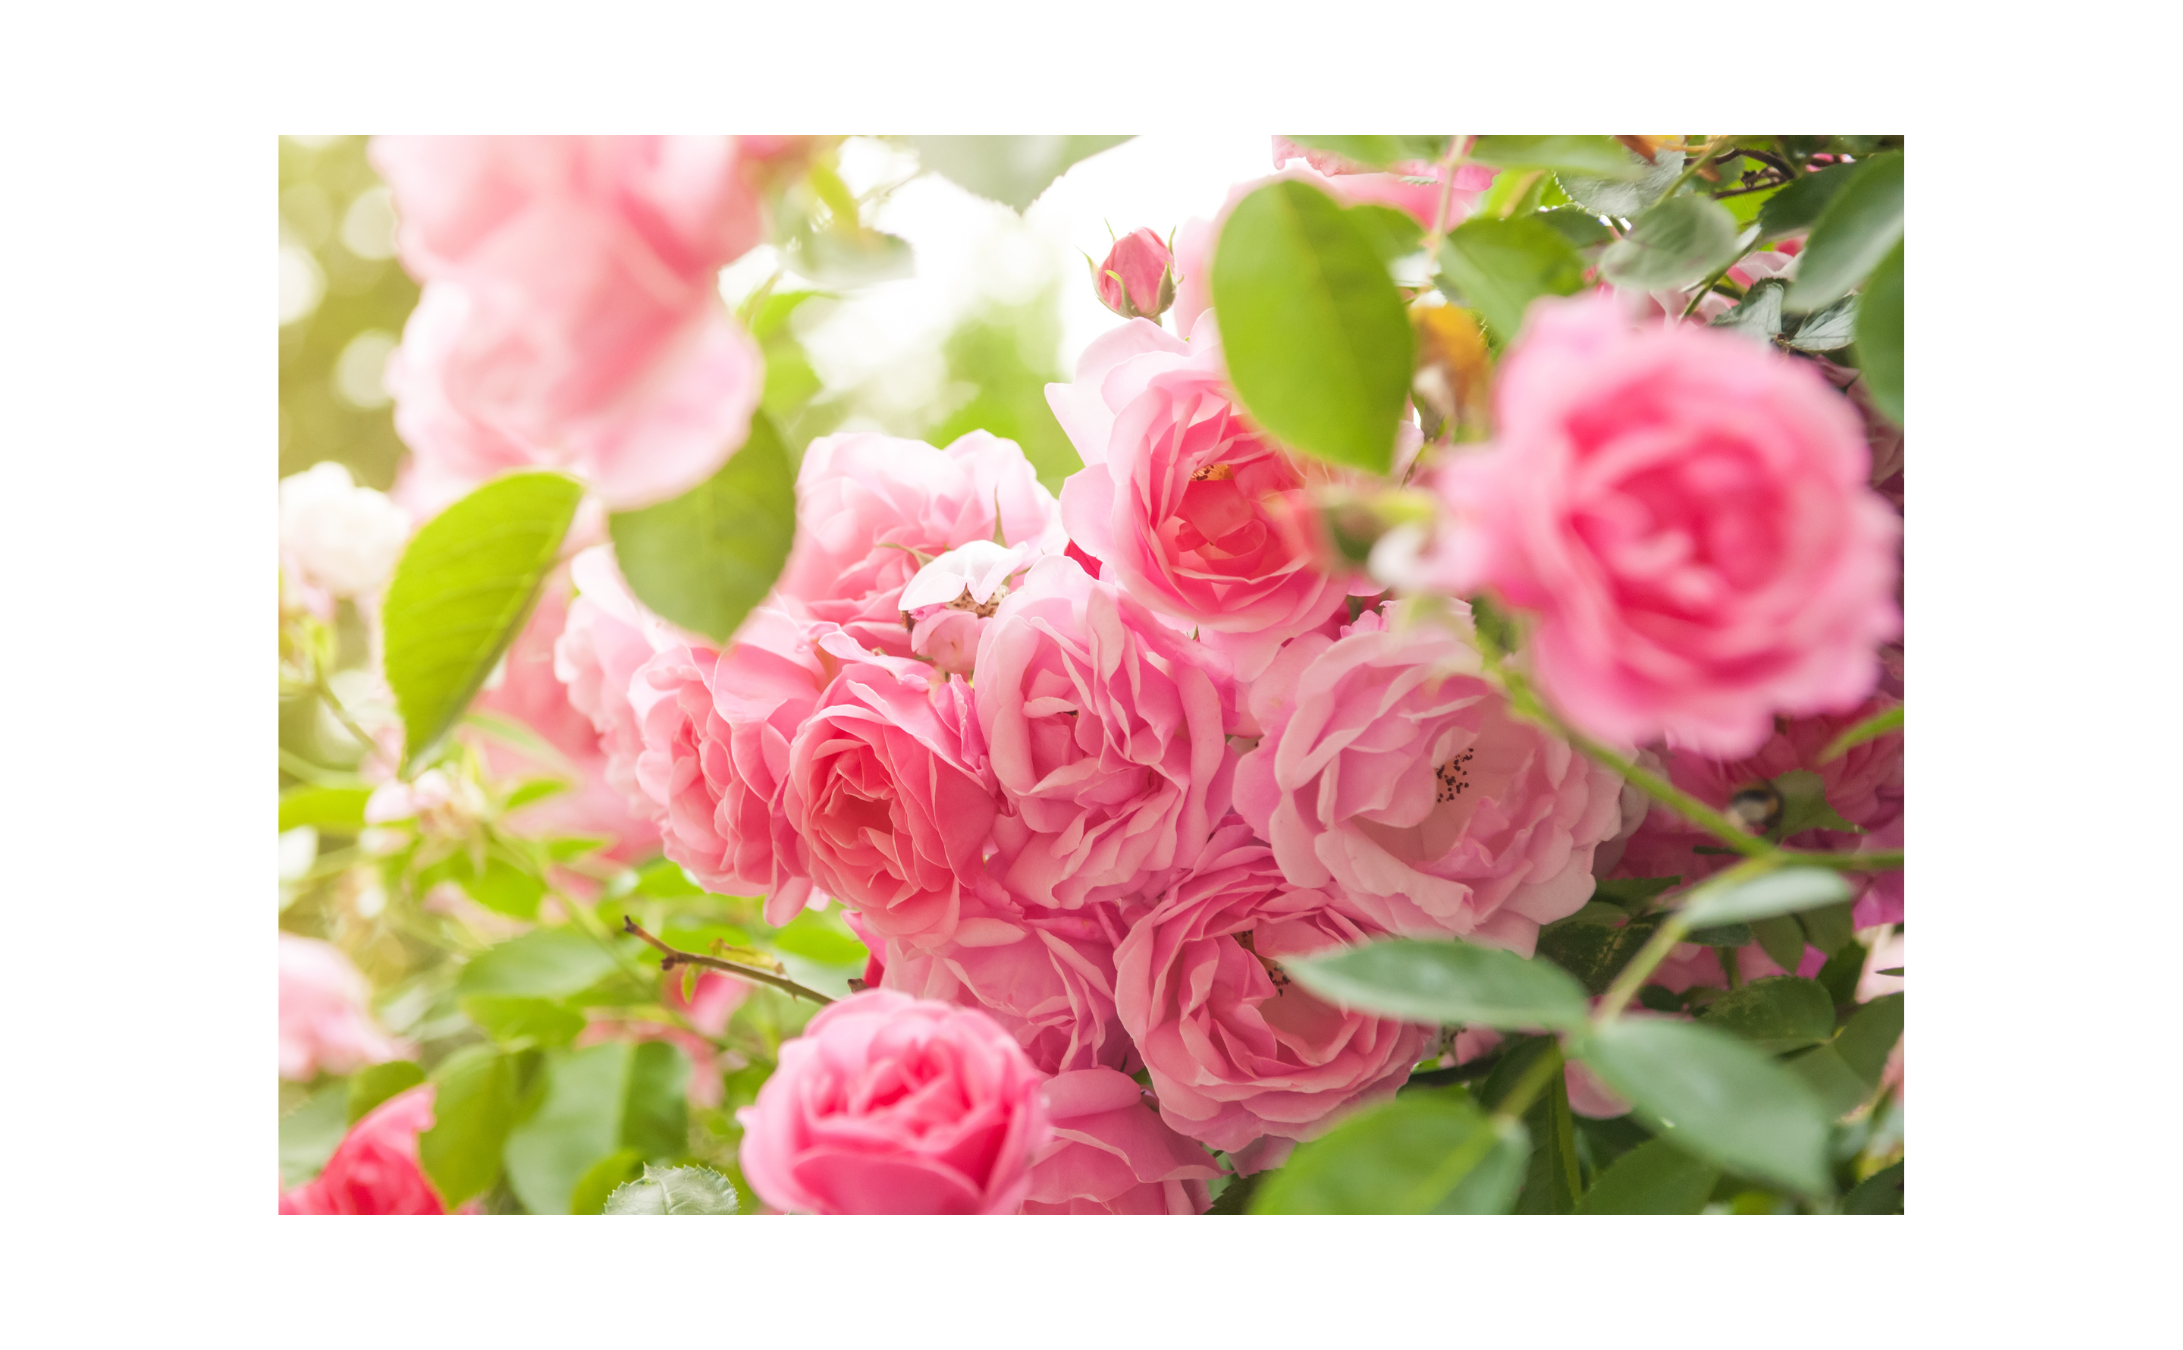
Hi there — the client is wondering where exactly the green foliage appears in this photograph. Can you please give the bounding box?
[1601,195,1743,292]
[1822,704,1903,762]
[1750,914,1811,973]
[1575,1137,1720,1214]
[1283,135,1450,169]
[1535,208,1614,249]
[1469,136,1647,179]
[1781,294,1859,353]
[1786,153,1903,312]
[463,856,546,921]
[418,1045,525,1207]
[1559,149,1686,217]
[1787,1045,1871,1118]
[786,228,913,286]
[1711,278,1788,343]
[1536,909,1664,997]
[1696,977,1837,1053]
[1435,217,1586,343]
[278,785,371,834]
[907,136,1133,210]
[1756,160,1857,239]
[460,995,585,1050]
[1494,1042,1581,1214]
[1572,1017,1832,1196]
[927,301,1082,495]
[279,1083,351,1188]
[1250,1090,1529,1214]
[503,1040,691,1214]
[1841,1160,1904,1214]
[1773,769,1863,837]
[570,1149,647,1215]
[604,1163,741,1215]
[1858,239,1905,423]
[1680,867,1854,927]
[382,471,584,769]
[1835,994,1905,1086]
[456,929,623,1000]
[606,413,798,646]
[346,1060,426,1124]
[1211,180,1414,475]
[1285,936,1590,1031]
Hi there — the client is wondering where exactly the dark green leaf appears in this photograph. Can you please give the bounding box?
[1756,162,1857,240]
[907,135,1133,211]
[1785,153,1902,312]
[1285,937,1590,1031]
[463,856,546,921]
[607,413,797,646]
[1798,901,1857,959]
[1680,867,1854,927]
[1696,977,1836,1053]
[1841,1160,1904,1214]
[622,1040,692,1160]
[1283,135,1450,169]
[1817,941,1869,1006]
[1573,1017,1831,1196]
[1212,180,1414,474]
[1686,922,1754,948]
[1835,993,1904,1087]
[1249,1091,1529,1214]
[1471,136,1647,179]
[1751,913,1810,973]
[346,1060,426,1124]
[382,472,583,769]
[1536,208,1614,249]
[279,1083,351,1188]
[1782,293,1858,352]
[1773,769,1862,838]
[1786,1044,1870,1118]
[461,995,585,1049]
[1710,277,1787,343]
[1592,876,1682,909]
[1434,216,1585,343]
[604,1163,740,1215]
[1559,150,1686,216]
[418,1045,523,1207]
[1205,1168,1261,1215]
[1858,239,1904,423]
[278,785,372,834]
[1600,196,1743,291]
[457,929,622,1000]
[570,1148,646,1215]
[1537,913,1664,998]
[1512,1045,1581,1214]
[1575,1137,1720,1214]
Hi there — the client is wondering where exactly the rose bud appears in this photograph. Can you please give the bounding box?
[1091,227,1176,322]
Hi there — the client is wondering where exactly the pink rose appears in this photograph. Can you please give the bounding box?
[1233,610,1627,954]
[783,636,1000,948]
[1050,317,1372,676]
[735,989,1051,1215]
[976,556,1239,910]
[776,430,1063,659]
[1429,294,1902,757]
[879,895,1131,1076]
[898,539,1046,677]
[280,1085,445,1215]
[278,934,407,1081]
[1092,227,1176,321]
[1021,1068,1221,1214]
[1112,824,1433,1151]
[554,545,709,812]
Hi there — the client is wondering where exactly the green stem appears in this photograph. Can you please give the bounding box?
[1595,856,1779,1021]
[1492,1039,1565,1122]
[1678,239,1757,320]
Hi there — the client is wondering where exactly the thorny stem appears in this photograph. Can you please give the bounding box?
[622,917,836,1006]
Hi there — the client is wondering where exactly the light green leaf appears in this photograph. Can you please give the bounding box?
[1756,161,1857,240]
[1782,293,1859,353]
[621,1040,692,1161]
[1835,993,1904,1087]
[1709,277,1787,343]
[570,1148,647,1215]
[1679,868,1854,928]
[1773,768,1863,838]
[279,1083,351,1188]
[1785,153,1902,312]
[1470,136,1647,180]
[907,135,1133,211]
[1575,1137,1720,1214]
[607,413,797,646]
[604,1163,740,1215]
[1211,180,1413,474]
[461,995,585,1050]
[786,227,913,287]
[1283,135,1450,169]
[1535,208,1614,249]
[463,856,546,921]
[1798,901,1857,960]
[382,471,583,770]
[1435,216,1586,343]
[456,929,622,1000]
[278,785,372,834]
[1600,195,1742,292]
[503,1042,632,1215]
[417,1045,523,1207]
[1695,977,1836,1053]
[1559,150,1686,216]
[1250,1091,1529,1214]
[1286,937,1591,1031]
[346,1060,426,1124]
[1751,913,1811,973]
[1858,239,1905,423]
[1572,1017,1832,1196]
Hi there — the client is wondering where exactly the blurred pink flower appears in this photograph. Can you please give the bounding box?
[1021,1068,1221,1214]
[735,989,1051,1215]
[278,934,406,1081]
[279,1085,445,1215]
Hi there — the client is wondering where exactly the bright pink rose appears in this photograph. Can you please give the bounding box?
[776,430,1063,659]
[783,636,1000,948]
[1233,610,1626,954]
[735,989,1051,1215]
[1093,227,1176,322]
[280,1085,445,1215]
[1050,317,1372,676]
[1429,294,1902,757]
[977,557,1239,910]
[1112,824,1432,1151]
[1022,1068,1221,1214]
[879,895,1130,1076]
[278,934,407,1080]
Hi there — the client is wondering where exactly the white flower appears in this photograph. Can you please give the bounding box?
[279,462,410,598]
[899,539,1035,612]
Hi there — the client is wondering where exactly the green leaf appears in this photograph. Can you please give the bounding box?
[907,135,1133,210]
[382,471,583,770]
[1434,216,1586,343]
[570,1148,647,1215]
[606,412,797,646]
[461,995,585,1050]
[1785,153,1903,312]
[346,1060,426,1124]
[418,1045,523,1207]
[279,1083,351,1188]
[1536,208,1614,249]
[769,905,871,968]
[1285,937,1590,1031]
[1593,875,1682,910]
[501,1039,691,1215]
[1821,704,1903,763]
[1212,180,1414,475]
[1797,901,1857,960]
[785,227,913,287]
[278,785,372,834]
[1470,136,1647,180]
[1559,150,1686,216]
[1537,912,1665,998]
[1573,1017,1831,1196]
[1858,239,1905,424]
[1751,913,1811,974]
[632,857,706,898]
[1679,868,1854,927]
[457,929,622,1000]
[1786,1044,1871,1118]
[502,778,571,812]
[1205,1169,1262,1215]
[1773,769,1863,838]
[604,1163,740,1215]
[1686,921,1754,948]
[1249,1091,1529,1214]
[1575,1137,1720,1214]
[1346,203,1426,265]
[621,1040,692,1161]
[1756,161,1858,240]
[1507,1044,1581,1214]
[1600,195,1743,291]
[1283,135,1450,169]
[1841,1160,1904,1214]
[1782,293,1858,353]
[1695,977,1836,1053]
[1710,277,1787,343]
[1835,993,1904,1087]
[463,856,546,921]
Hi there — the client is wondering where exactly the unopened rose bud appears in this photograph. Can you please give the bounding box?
[1092,227,1177,322]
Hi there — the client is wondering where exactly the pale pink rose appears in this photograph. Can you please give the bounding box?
[1233,610,1627,955]
[1429,294,1902,757]
[898,539,1045,677]
[776,430,1062,659]
[279,934,407,1080]
[783,635,1000,948]
[280,1085,445,1215]
[554,545,708,812]
[735,989,1052,1215]
[974,556,1239,910]
[1112,824,1433,1152]
[1093,227,1176,321]
[1050,316,1374,676]
[879,895,1131,1077]
[1021,1068,1221,1214]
